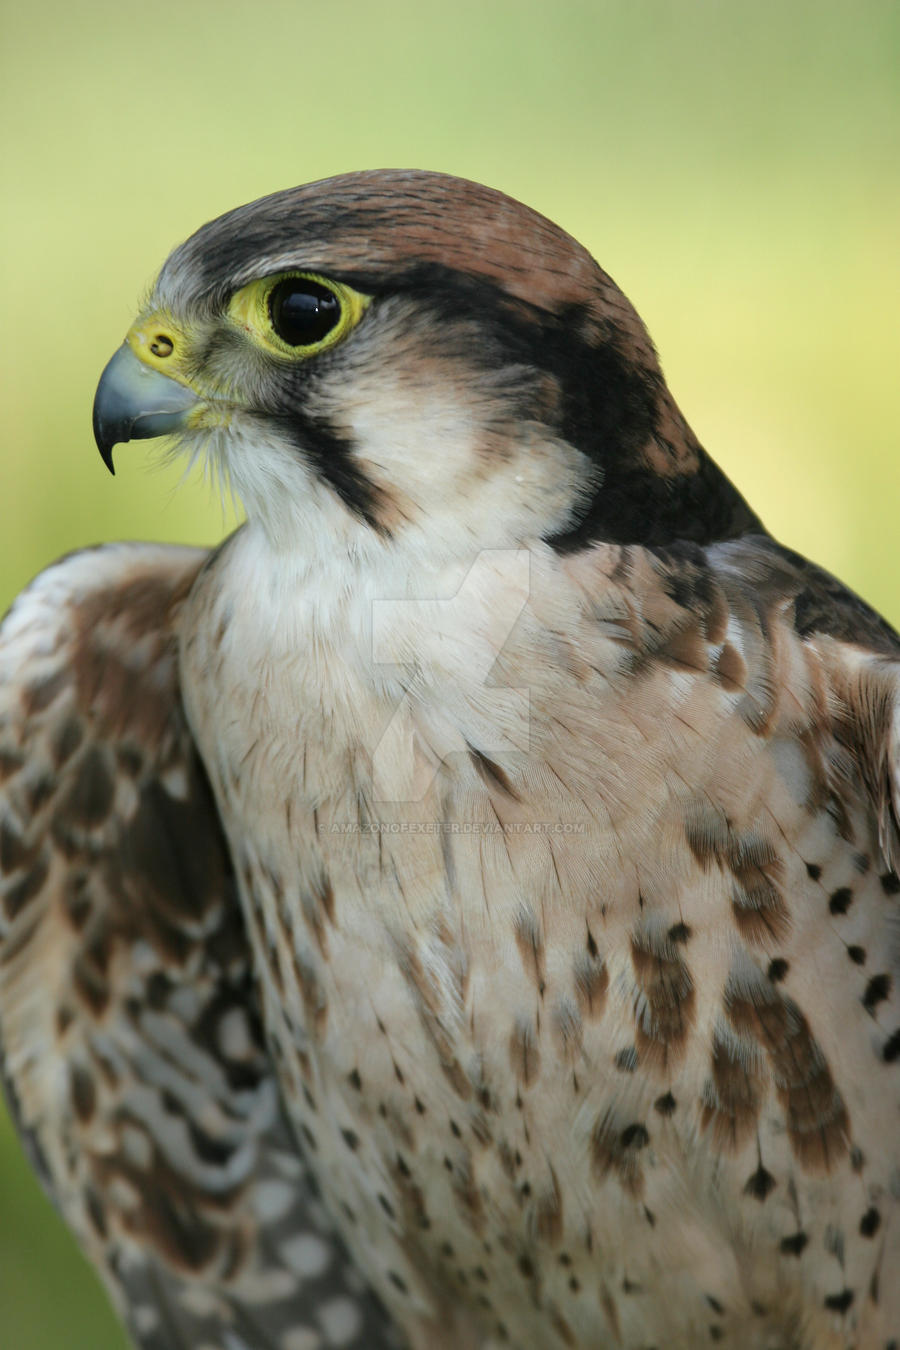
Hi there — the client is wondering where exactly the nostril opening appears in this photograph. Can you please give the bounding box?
[150,334,174,358]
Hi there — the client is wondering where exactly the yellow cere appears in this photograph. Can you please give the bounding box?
[227,271,371,358]
[125,313,197,388]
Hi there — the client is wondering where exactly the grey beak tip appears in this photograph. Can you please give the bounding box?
[92,343,199,472]
[92,403,117,474]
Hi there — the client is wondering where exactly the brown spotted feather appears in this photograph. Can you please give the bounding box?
[0,544,396,1350]
[180,520,900,1350]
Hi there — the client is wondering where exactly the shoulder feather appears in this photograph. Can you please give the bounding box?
[0,544,397,1350]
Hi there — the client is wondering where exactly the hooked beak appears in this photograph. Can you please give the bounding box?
[92,343,200,474]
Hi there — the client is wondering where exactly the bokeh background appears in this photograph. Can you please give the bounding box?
[1,1,898,1344]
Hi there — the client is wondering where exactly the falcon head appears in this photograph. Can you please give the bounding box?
[93,170,760,555]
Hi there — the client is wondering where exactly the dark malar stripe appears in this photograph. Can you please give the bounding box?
[272,410,388,531]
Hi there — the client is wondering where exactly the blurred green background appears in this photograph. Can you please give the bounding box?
[1,0,898,1345]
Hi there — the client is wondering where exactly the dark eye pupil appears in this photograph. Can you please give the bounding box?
[269,278,341,346]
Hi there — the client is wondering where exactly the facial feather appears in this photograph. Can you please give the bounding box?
[136,171,760,558]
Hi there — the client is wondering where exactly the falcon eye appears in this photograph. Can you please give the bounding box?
[227,270,371,359]
[268,278,341,347]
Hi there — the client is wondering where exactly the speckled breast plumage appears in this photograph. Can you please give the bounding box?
[183,529,900,1350]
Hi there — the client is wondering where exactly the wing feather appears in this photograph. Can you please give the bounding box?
[706,533,900,863]
[0,543,398,1350]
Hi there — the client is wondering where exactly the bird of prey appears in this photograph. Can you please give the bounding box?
[1,171,898,1350]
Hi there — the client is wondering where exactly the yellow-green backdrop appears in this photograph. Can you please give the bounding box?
[1,1,898,1345]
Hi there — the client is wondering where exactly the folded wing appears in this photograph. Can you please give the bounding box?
[0,543,397,1350]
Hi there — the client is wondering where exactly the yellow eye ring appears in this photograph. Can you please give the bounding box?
[228,271,370,358]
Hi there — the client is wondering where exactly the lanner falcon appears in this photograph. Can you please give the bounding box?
[0,171,897,1350]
